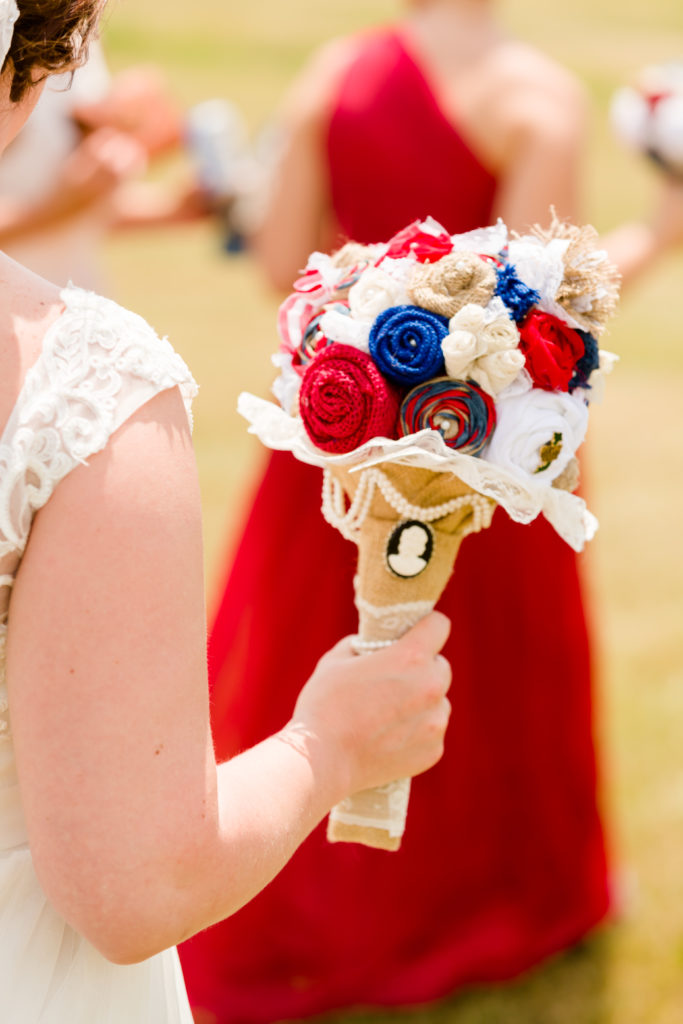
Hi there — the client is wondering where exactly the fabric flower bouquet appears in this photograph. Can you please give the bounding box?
[239,215,619,851]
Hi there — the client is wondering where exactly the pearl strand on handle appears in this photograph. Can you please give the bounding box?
[322,466,495,539]
[350,635,395,654]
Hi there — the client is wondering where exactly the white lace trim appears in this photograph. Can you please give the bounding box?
[239,392,597,552]
[329,777,411,838]
[354,587,435,638]
[0,286,198,559]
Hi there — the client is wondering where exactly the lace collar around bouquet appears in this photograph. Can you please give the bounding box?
[239,215,619,850]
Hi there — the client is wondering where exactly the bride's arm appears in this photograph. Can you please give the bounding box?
[7,385,450,965]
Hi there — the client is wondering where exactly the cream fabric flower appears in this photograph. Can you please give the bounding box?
[442,325,487,379]
[319,308,371,352]
[380,256,417,288]
[348,266,408,321]
[442,303,522,395]
[0,0,18,69]
[484,388,588,484]
[469,349,525,396]
[271,351,301,415]
[482,312,520,353]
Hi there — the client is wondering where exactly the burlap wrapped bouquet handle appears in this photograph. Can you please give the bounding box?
[322,462,495,850]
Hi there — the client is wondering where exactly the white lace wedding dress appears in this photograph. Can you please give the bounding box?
[0,286,197,1022]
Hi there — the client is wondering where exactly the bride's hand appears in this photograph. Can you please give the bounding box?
[287,611,452,801]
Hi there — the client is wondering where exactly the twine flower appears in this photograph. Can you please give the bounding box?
[298,343,400,454]
[399,377,496,456]
[483,388,589,483]
[442,303,524,396]
[408,253,497,318]
[518,311,585,392]
[369,304,447,386]
[529,214,621,335]
[331,241,379,270]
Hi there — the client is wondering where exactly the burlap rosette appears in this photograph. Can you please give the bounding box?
[323,461,495,850]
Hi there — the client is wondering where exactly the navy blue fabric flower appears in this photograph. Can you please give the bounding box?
[569,330,600,392]
[495,264,540,323]
[369,304,447,386]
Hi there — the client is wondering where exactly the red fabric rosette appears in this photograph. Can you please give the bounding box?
[298,343,400,454]
[382,220,454,263]
[519,311,586,391]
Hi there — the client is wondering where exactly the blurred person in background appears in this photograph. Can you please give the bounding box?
[0,40,209,289]
[179,1,683,1022]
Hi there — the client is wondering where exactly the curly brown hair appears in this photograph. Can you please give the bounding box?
[5,0,106,102]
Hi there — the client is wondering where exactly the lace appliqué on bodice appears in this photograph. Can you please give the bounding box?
[0,285,197,743]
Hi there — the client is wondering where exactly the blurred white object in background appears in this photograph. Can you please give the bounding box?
[186,98,275,252]
[186,99,250,203]
[610,61,683,177]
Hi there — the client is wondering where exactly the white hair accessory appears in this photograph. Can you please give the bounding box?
[0,0,18,71]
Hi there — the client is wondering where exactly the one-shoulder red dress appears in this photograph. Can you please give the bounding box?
[180,29,609,1023]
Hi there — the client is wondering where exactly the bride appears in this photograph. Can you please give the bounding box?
[0,3,453,1021]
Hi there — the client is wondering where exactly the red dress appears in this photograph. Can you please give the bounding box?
[180,29,609,1023]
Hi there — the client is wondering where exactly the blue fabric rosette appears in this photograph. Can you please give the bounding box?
[569,330,600,391]
[494,264,540,323]
[368,304,447,386]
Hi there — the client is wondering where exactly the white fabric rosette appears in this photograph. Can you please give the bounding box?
[507,237,582,329]
[319,308,372,352]
[348,266,409,321]
[271,351,301,415]
[0,0,18,68]
[483,387,589,484]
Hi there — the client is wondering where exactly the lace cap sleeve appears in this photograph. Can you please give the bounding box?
[0,286,199,557]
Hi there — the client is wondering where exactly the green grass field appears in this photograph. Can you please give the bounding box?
[101,2,683,1021]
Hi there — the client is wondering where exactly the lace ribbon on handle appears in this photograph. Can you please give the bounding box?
[324,463,495,850]
[328,586,436,847]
